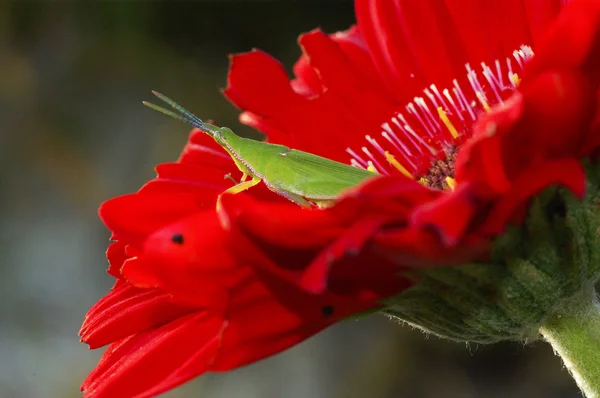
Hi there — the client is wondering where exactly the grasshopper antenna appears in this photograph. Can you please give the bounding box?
[142,91,221,136]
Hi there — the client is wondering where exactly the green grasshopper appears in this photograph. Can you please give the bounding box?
[143,91,377,207]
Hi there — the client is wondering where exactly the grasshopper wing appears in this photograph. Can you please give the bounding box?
[265,149,378,200]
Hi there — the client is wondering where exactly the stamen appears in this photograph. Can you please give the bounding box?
[382,130,417,169]
[365,135,386,157]
[346,147,368,168]
[403,124,437,155]
[443,88,463,122]
[476,92,492,112]
[446,177,456,190]
[384,151,412,179]
[362,147,389,175]
[345,45,533,187]
[350,159,365,169]
[406,103,435,138]
[510,73,521,87]
[453,80,476,120]
[394,114,425,153]
[437,107,460,139]
[366,161,378,174]
[481,62,503,104]
[415,97,440,133]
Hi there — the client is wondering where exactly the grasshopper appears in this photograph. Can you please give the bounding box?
[143,91,377,207]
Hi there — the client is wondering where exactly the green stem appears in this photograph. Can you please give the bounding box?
[539,293,600,398]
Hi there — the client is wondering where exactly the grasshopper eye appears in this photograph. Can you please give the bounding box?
[171,233,184,245]
[321,305,334,317]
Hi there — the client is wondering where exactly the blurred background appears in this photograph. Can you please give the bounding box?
[0,1,583,397]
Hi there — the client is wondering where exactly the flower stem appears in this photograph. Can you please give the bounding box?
[539,292,600,398]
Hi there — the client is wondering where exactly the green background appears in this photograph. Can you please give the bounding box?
[0,2,580,397]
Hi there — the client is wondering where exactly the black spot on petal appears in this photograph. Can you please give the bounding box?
[171,234,184,245]
[321,305,334,317]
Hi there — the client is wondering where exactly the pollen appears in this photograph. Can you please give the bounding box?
[445,177,456,191]
[437,107,459,139]
[476,92,492,112]
[385,151,412,179]
[418,146,458,190]
[511,73,521,87]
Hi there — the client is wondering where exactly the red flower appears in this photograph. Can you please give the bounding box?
[80,131,410,398]
[81,1,600,397]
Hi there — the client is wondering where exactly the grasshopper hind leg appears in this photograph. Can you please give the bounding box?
[218,177,312,209]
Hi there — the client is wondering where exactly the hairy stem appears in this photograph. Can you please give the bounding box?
[539,290,600,398]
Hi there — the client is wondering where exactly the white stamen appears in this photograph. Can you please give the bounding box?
[350,159,365,169]
[345,45,534,178]
[406,102,435,138]
[366,161,381,174]
[345,147,368,167]
[453,80,476,120]
[481,63,503,104]
[429,85,450,111]
[365,135,386,156]
[415,97,440,133]
[443,88,463,122]
[403,124,437,155]
[381,131,417,169]
[362,147,389,175]
[392,114,424,154]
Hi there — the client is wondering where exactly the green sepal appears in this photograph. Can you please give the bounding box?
[382,160,600,344]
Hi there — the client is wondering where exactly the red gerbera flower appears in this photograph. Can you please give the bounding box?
[81,1,600,397]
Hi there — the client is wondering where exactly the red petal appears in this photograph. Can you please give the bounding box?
[292,54,323,96]
[481,158,586,234]
[410,183,479,247]
[224,50,298,117]
[525,0,600,80]
[141,210,248,308]
[121,257,162,289]
[523,0,563,46]
[299,216,387,294]
[298,29,396,132]
[106,241,128,279]
[390,0,471,88]
[355,0,425,102]
[80,283,192,349]
[515,70,596,159]
[99,192,202,248]
[82,311,223,398]
[178,128,237,170]
[141,163,234,206]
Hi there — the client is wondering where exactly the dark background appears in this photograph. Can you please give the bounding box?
[0,2,580,397]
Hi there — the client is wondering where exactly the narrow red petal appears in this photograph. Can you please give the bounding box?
[523,0,563,46]
[82,311,223,398]
[355,0,425,102]
[80,283,192,349]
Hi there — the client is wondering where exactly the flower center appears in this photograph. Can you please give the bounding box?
[419,146,458,190]
[346,45,534,190]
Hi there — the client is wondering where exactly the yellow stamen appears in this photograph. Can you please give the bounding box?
[384,151,412,179]
[445,177,456,191]
[476,92,492,112]
[510,73,521,87]
[437,107,460,139]
[367,164,377,173]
